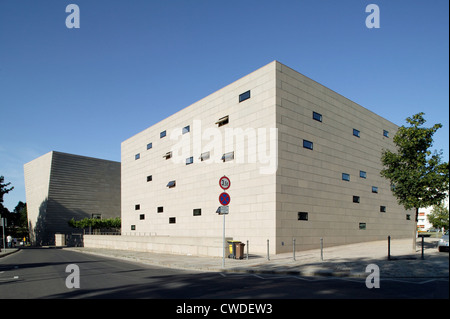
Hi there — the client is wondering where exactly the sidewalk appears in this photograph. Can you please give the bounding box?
[0,248,20,258]
[65,237,449,278]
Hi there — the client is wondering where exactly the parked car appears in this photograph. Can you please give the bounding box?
[438,231,449,252]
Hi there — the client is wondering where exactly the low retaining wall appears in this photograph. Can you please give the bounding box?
[83,235,232,257]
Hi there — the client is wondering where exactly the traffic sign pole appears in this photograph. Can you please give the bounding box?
[219,176,231,268]
[222,213,225,268]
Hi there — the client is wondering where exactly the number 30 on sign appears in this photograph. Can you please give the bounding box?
[219,176,230,190]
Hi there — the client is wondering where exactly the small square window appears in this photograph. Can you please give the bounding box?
[135,153,140,160]
[406,214,411,220]
[193,208,202,216]
[135,204,140,210]
[186,156,193,165]
[139,214,145,220]
[380,206,386,213]
[147,175,152,182]
[131,225,136,230]
[353,196,360,203]
[298,212,308,221]
[169,217,176,224]
[160,130,166,138]
[157,206,164,213]
[222,151,234,162]
[383,130,389,138]
[200,152,210,161]
[360,171,367,179]
[239,90,251,103]
[342,173,350,181]
[147,143,153,150]
[359,223,366,230]
[167,180,176,188]
[303,140,313,150]
[353,129,360,138]
[216,116,229,127]
[182,125,190,134]
[372,186,378,193]
[313,111,322,122]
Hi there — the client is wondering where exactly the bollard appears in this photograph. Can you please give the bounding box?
[421,236,424,260]
[267,239,270,261]
[246,240,249,260]
[387,236,391,260]
[293,238,296,261]
[320,238,323,261]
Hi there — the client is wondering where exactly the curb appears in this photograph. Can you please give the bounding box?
[0,248,20,258]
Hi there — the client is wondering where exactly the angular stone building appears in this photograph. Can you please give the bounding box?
[24,151,120,245]
[120,61,414,256]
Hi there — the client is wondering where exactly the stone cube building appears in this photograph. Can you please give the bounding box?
[121,60,413,255]
[24,151,121,245]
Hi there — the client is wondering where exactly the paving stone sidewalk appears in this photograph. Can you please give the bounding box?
[62,237,449,278]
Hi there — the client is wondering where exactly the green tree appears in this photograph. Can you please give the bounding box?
[380,113,449,248]
[427,201,449,231]
[0,176,14,204]
[1,175,14,220]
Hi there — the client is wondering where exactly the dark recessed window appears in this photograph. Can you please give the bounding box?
[353,196,360,203]
[131,225,136,230]
[380,206,386,213]
[157,206,164,213]
[182,125,190,134]
[200,151,210,161]
[163,151,172,160]
[147,143,153,150]
[383,130,389,138]
[406,214,411,220]
[372,186,378,193]
[313,111,322,122]
[135,153,140,160]
[186,156,194,165]
[139,214,145,220]
[303,140,313,150]
[353,129,360,138]
[359,223,366,230]
[160,130,166,138]
[222,151,234,162]
[298,212,308,221]
[239,90,251,103]
[216,116,229,127]
[147,175,152,182]
[360,171,367,179]
[193,208,202,216]
[169,217,176,224]
[135,204,140,210]
[167,180,176,188]
[342,173,350,181]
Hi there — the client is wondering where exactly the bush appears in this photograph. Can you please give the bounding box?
[68,217,121,230]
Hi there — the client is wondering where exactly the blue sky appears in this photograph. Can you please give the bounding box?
[0,0,448,211]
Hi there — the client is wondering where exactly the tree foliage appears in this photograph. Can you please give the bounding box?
[380,113,449,215]
[68,217,121,230]
[0,175,14,206]
[427,202,449,231]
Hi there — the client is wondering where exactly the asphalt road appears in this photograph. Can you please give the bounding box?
[0,248,448,300]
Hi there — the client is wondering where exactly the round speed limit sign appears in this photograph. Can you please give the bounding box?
[219,176,230,190]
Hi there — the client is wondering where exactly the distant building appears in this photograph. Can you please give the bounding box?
[119,61,414,256]
[24,151,120,245]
